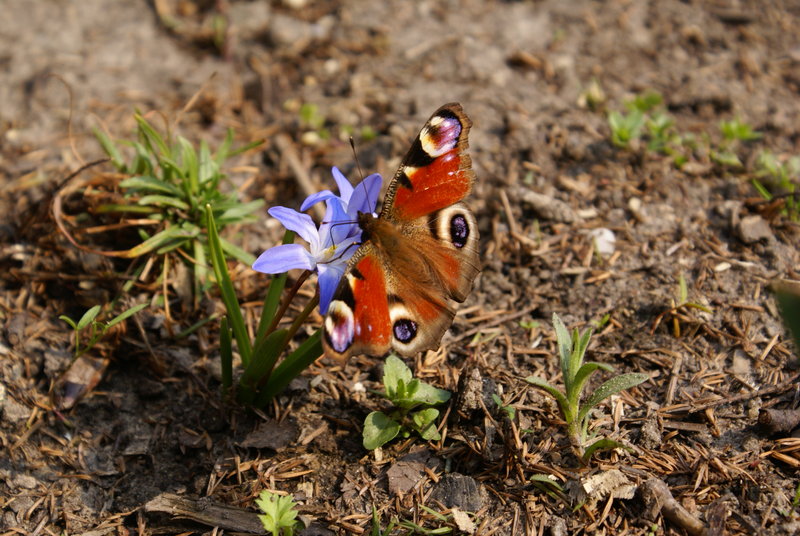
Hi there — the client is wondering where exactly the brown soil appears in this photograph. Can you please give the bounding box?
[2,1,799,534]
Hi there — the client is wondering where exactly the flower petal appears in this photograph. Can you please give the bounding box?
[318,262,346,315]
[252,244,315,274]
[268,206,319,250]
[331,167,355,203]
[346,173,382,218]
[318,198,353,250]
[300,190,336,212]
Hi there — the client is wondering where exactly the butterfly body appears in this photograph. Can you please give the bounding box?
[324,103,480,361]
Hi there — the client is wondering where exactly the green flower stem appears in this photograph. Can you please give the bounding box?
[264,269,312,336]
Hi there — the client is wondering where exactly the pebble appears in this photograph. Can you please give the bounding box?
[737,215,773,244]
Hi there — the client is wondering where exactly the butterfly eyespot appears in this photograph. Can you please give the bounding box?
[325,300,355,353]
[393,318,418,343]
[450,214,469,249]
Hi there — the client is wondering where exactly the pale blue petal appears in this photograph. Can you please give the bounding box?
[333,235,362,263]
[252,244,315,274]
[318,262,346,315]
[331,167,355,203]
[268,206,319,250]
[318,198,353,250]
[300,190,336,211]
[347,173,382,218]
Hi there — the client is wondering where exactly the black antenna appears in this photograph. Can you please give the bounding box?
[349,137,365,181]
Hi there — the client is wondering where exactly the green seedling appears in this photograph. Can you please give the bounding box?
[526,313,648,462]
[256,490,302,536]
[362,355,451,450]
[369,505,398,536]
[60,303,148,358]
[398,505,472,535]
[753,150,800,221]
[608,108,645,149]
[650,273,713,337]
[492,393,516,421]
[93,113,264,299]
[711,118,762,169]
[529,474,569,504]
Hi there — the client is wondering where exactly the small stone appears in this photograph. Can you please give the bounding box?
[10,473,39,489]
[1,395,31,424]
[430,473,484,511]
[637,414,662,449]
[737,215,773,244]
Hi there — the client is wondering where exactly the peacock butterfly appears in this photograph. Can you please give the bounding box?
[323,103,480,361]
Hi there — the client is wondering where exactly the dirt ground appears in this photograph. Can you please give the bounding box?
[2,0,800,534]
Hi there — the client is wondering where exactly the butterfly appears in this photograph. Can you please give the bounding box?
[323,103,480,361]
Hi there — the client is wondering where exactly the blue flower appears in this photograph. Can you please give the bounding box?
[252,168,382,314]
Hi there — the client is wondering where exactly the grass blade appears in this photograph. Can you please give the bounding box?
[205,204,252,365]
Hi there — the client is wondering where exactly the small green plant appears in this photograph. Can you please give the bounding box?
[398,504,472,535]
[60,303,148,358]
[93,113,264,298]
[369,505,397,536]
[526,313,648,462]
[753,151,800,220]
[650,273,713,337]
[608,108,645,149]
[255,490,302,536]
[529,474,569,504]
[492,393,516,420]
[362,355,451,450]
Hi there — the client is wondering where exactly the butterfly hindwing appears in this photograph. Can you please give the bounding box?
[323,104,480,362]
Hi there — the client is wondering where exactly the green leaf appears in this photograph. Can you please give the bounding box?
[363,411,401,450]
[241,328,287,388]
[134,113,171,157]
[219,235,256,266]
[137,195,190,210]
[577,373,649,424]
[59,315,78,331]
[256,330,323,406]
[125,226,196,258]
[412,408,441,440]
[582,438,632,463]
[206,205,252,365]
[406,382,450,406]
[568,361,614,409]
[383,355,413,400]
[105,303,148,328]
[77,305,102,331]
[119,176,183,196]
[255,490,300,536]
[525,375,569,417]
[93,128,125,170]
[552,313,572,375]
[217,199,265,223]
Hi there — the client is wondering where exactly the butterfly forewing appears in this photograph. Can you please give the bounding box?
[323,103,480,362]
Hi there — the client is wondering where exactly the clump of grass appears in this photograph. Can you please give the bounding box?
[526,313,648,462]
[93,113,264,298]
